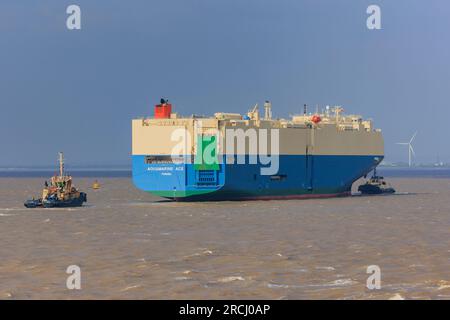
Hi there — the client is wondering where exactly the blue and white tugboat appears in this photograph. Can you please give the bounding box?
[24,152,87,208]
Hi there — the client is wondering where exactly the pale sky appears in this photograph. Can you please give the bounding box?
[1,0,449,166]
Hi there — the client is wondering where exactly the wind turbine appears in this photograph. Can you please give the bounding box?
[396,132,417,167]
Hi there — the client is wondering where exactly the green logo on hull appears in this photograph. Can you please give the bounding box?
[194,135,219,171]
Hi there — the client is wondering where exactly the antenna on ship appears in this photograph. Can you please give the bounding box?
[396,132,417,167]
[58,152,64,177]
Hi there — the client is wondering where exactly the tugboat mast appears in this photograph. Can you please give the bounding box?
[58,152,64,177]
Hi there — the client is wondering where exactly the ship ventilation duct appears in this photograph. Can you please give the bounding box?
[264,101,272,120]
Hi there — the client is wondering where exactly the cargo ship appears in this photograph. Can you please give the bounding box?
[132,99,384,201]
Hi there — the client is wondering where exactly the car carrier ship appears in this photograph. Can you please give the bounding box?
[132,99,384,201]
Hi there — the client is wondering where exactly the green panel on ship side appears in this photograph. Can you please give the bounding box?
[194,134,219,171]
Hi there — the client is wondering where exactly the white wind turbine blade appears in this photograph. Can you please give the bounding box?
[409,131,417,144]
[409,145,416,156]
[396,142,408,145]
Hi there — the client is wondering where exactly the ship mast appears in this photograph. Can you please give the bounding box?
[264,101,272,120]
[58,152,64,177]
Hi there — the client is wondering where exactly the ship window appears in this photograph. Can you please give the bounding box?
[270,174,287,181]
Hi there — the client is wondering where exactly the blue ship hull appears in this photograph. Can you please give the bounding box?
[24,193,87,208]
[42,193,87,208]
[132,155,383,201]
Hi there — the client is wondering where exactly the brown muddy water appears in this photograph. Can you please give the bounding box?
[0,177,449,299]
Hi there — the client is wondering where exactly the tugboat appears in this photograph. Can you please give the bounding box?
[24,152,87,208]
[358,168,395,195]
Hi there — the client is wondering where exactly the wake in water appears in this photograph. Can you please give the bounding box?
[351,191,417,197]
